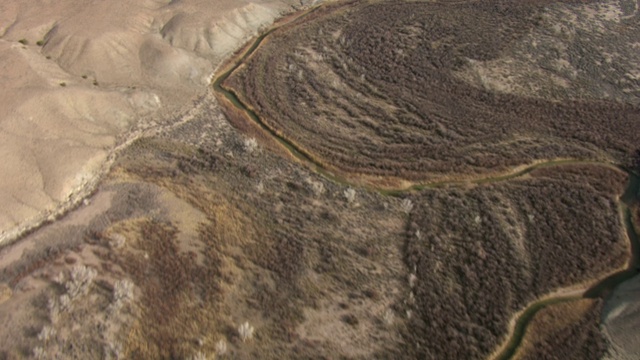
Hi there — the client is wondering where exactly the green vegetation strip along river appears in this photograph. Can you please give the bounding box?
[213,5,640,359]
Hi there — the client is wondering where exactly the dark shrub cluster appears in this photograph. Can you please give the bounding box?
[403,165,627,359]
[226,0,639,181]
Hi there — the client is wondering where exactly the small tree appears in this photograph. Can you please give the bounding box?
[244,138,258,154]
[400,198,413,214]
[238,321,254,342]
[215,339,228,355]
[344,188,356,204]
[37,326,56,343]
[66,265,97,299]
[189,351,208,360]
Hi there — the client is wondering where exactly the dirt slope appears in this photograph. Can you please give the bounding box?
[0,0,309,245]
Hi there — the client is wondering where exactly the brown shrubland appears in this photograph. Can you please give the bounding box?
[225,0,640,183]
[401,165,628,359]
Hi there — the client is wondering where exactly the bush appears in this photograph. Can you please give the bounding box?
[65,265,97,299]
[238,321,254,342]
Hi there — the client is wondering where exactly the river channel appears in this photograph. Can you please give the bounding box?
[213,4,640,359]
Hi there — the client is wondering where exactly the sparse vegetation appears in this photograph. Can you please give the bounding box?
[244,137,258,154]
[305,177,325,197]
[18,38,28,45]
[189,351,208,360]
[65,265,97,299]
[37,325,56,343]
[108,136,407,358]
[400,198,413,214]
[343,187,356,204]
[108,233,126,249]
[32,346,45,359]
[382,309,395,326]
[104,342,123,360]
[238,321,254,342]
[109,279,134,314]
[0,1,637,359]
[113,279,134,303]
[215,339,227,355]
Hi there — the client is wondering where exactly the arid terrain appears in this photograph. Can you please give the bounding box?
[0,0,310,245]
[0,0,639,359]
[225,0,640,186]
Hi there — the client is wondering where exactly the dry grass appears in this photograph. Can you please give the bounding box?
[101,135,409,358]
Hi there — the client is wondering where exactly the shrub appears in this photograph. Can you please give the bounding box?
[189,351,208,360]
[59,294,71,310]
[238,321,254,342]
[37,326,56,343]
[65,265,97,299]
[382,309,395,326]
[113,279,134,303]
[18,39,28,45]
[32,346,45,359]
[343,188,356,204]
[215,339,227,355]
[226,0,640,183]
[305,178,325,197]
[47,298,59,324]
[104,342,123,360]
[244,137,258,154]
[400,198,414,214]
[108,233,126,249]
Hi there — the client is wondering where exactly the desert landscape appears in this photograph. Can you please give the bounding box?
[0,0,639,359]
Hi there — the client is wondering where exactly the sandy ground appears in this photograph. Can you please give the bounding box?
[0,0,317,246]
[602,273,640,360]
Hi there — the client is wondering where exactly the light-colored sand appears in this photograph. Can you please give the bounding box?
[602,274,640,360]
[0,0,309,245]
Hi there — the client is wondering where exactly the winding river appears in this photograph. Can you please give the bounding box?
[213,5,640,359]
